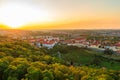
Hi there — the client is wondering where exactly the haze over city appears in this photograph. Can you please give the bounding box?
[0,0,120,29]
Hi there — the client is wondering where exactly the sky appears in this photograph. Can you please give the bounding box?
[0,0,120,29]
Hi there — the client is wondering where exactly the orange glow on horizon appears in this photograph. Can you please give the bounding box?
[0,17,120,30]
[16,18,120,30]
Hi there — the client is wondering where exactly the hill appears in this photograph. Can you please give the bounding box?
[0,38,120,80]
[48,45,120,70]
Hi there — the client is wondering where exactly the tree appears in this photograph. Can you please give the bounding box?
[104,48,114,55]
[43,70,54,80]
[27,67,43,80]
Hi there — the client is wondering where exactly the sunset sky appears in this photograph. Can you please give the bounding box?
[0,0,120,29]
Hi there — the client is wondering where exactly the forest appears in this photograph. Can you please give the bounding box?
[0,37,120,80]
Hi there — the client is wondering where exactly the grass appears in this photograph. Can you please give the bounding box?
[62,49,95,65]
[49,45,120,70]
[59,47,120,70]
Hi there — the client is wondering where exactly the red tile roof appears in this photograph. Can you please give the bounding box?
[75,38,86,40]
[43,41,55,45]
[29,39,36,43]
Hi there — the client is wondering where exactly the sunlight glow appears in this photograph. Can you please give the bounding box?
[0,3,53,29]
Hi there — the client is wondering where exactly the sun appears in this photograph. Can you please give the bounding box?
[0,2,53,29]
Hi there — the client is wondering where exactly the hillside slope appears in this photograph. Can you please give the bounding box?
[49,45,120,70]
[0,39,120,80]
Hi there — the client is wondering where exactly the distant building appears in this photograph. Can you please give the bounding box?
[42,41,56,49]
[28,37,59,49]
